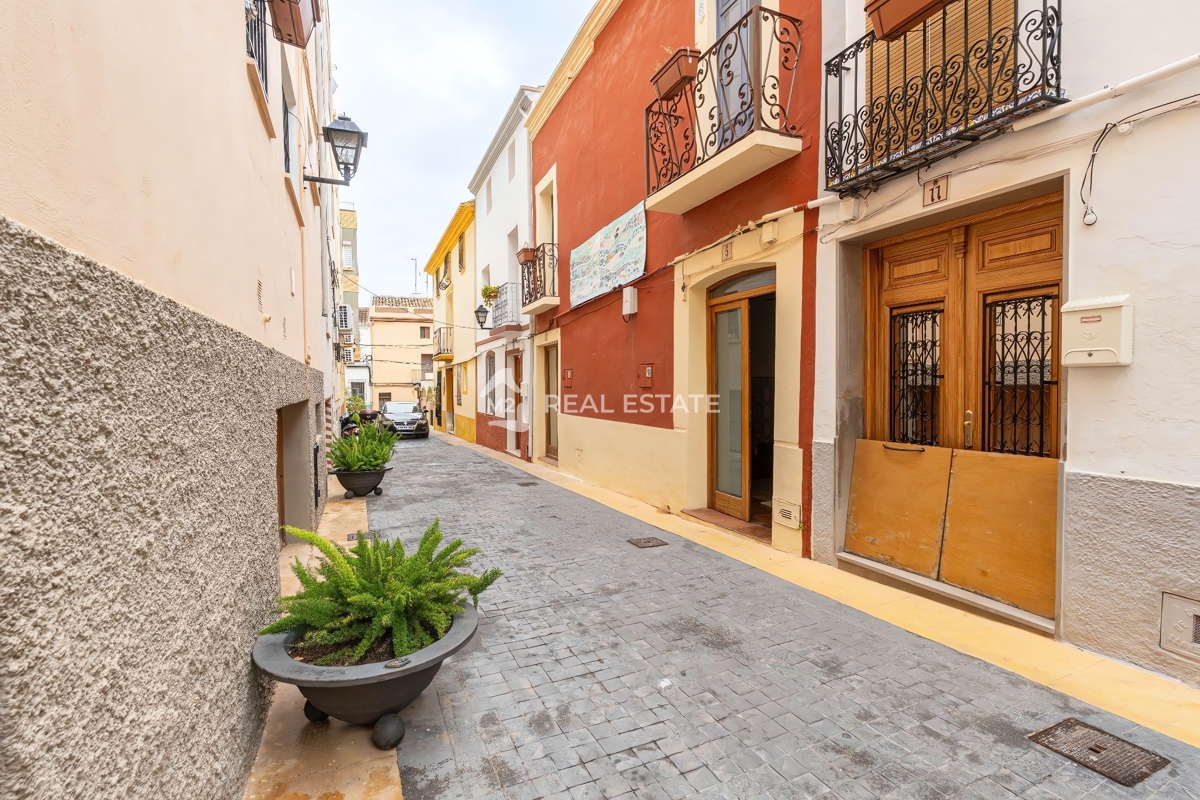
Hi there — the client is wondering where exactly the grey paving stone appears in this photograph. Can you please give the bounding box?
[376,438,1199,799]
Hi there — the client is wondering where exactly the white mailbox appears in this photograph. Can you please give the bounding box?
[1061,295,1133,367]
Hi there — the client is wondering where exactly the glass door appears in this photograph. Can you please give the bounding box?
[710,301,751,520]
[545,346,559,459]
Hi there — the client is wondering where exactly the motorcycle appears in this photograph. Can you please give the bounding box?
[339,409,397,438]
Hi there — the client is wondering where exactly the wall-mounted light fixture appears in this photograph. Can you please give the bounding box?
[475,304,492,330]
[305,114,368,186]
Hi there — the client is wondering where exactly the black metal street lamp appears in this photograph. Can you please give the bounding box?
[305,114,368,186]
[475,304,492,330]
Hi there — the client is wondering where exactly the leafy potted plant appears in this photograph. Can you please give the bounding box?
[329,419,398,499]
[865,0,957,41]
[480,285,501,308]
[254,522,501,749]
[652,48,701,100]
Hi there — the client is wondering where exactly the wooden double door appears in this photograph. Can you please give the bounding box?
[847,193,1064,619]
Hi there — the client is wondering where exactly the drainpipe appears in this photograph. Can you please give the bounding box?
[1012,53,1200,132]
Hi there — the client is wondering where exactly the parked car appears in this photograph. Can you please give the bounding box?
[381,401,430,438]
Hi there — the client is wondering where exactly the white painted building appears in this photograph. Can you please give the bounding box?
[468,86,543,458]
[811,0,1200,685]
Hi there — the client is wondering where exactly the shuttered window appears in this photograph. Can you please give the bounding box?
[866,0,1018,151]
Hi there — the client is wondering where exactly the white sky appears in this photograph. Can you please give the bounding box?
[332,0,595,300]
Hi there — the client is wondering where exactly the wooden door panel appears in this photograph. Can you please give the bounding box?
[940,450,1058,618]
[846,440,953,578]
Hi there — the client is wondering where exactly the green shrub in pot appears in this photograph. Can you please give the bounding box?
[330,421,398,472]
[260,521,502,665]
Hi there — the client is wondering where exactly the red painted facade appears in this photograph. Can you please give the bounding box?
[531,0,822,546]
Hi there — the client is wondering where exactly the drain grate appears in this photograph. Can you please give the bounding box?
[628,537,668,548]
[516,482,538,487]
[1029,718,1170,787]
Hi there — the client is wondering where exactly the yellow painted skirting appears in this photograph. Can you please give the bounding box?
[435,432,1200,749]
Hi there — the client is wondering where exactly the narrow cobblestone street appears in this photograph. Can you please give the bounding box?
[367,438,1200,800]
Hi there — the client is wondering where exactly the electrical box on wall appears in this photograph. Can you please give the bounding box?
[622,286,638,315]
[1061,295,1133,367]
[773,498,801,530]
[1161,592,1200,663]
[562,368,573,389]
[638,364,654,389]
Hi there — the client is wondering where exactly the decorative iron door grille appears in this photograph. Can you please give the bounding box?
[645,6,802,195]
[824,0,1064,194]
[983,294,1057,456]
[890,308,943,446]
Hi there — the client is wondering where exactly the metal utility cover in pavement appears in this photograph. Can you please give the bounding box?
[1029,718,1170,787]
[628,537,668,548]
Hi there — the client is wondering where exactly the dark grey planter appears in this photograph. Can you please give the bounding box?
[253,604,478,739]
[331,467,391,498]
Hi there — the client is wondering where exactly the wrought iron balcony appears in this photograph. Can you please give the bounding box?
[520,244,559,316]
[490,282,521,328]
[433,326,454,361]
[645,6,803,214]
[245,0,269,93]
[824,0,1064,194]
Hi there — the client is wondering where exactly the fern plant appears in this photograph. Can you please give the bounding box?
[262,521,502,665]
[330,420,398,472]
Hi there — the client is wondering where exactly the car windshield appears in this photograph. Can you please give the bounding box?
[384,402,420,415]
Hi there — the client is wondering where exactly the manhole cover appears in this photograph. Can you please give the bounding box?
[628,537,668,548]
[1029,718,1170,787]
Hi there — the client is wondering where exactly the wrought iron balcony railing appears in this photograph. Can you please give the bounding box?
[825,0,1064,194]
[521,244,559,311]
[245,0,269,94]
[645,6,803,196]
[490,282,521,328]
[433,326,453,358]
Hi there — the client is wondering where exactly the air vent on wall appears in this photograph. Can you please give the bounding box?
[773,498,801,530]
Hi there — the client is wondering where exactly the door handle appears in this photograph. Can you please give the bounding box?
[882,442,926,453]
[964,410,974,448]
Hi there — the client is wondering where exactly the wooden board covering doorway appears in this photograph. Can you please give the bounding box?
[847,192,1063,619]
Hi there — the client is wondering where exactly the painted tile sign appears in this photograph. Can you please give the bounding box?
[569,202,647,307]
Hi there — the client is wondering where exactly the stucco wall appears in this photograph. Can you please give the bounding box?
[1062,471,1200,687]
[0,216,326,799]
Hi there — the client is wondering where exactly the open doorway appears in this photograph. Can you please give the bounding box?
[276,401,313,547]
[700,269,776,543]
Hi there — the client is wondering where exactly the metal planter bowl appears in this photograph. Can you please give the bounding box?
[253,603,478,727]
[330,467,391,498]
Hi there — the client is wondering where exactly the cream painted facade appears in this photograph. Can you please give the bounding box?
[1,1,343,390]
[367,297,435,410]
[426,203,478,442]
[0,1,347,797]
[812,0,1200,686]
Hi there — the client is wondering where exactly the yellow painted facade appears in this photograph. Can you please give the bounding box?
[367,299,434,410]
[424,203,478,442]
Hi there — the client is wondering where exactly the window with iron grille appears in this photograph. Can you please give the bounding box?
[983,294,1058,456]
[350,382,365,398]
[890,308,943,447]
[343,347,354,364]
